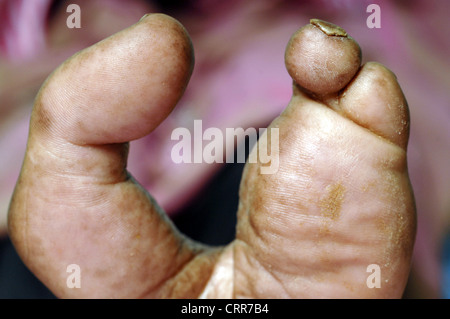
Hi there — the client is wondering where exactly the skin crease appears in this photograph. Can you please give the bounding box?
[7,15,415,298]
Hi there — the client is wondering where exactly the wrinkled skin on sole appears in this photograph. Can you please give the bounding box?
[8,14,415,298]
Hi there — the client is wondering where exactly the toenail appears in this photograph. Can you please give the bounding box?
[139,13,152,22]
[310,19,348,37]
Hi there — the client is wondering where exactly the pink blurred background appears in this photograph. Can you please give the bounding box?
[0,0,449,298]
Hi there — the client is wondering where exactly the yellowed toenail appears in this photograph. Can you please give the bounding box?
[310,19,348,37]
[139,13,151,22]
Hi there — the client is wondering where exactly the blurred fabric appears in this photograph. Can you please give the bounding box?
[0,0,449,298]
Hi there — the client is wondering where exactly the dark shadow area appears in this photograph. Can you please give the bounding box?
[172,161,242,246]
[0,237,56,299]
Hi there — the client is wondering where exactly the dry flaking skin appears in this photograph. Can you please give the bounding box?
[319,182,346,220]
[310,19,348,37]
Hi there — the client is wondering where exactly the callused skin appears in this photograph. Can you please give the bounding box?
[8,15,415,298]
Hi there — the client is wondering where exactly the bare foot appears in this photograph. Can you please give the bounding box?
[235,19,416,298]
[8,15,415,298]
